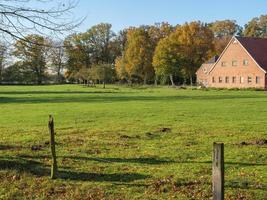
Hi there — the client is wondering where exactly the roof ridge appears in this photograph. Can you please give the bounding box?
[235,36,267,40]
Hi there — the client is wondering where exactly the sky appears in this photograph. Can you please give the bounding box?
[73,0,267,33]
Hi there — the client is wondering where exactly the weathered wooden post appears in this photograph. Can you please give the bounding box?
[212,142,224,200]
[48,115,58,179]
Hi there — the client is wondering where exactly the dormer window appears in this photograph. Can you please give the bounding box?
[232,60,238,66]
[243,60,249,66]
[221,61,227,67]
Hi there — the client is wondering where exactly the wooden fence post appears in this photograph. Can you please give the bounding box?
[212,142,224,200]
[48,115,58,179]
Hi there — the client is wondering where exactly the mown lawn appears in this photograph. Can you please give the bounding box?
[0,85,266,200]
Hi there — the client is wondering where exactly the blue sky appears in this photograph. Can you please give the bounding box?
[73,0,267,33]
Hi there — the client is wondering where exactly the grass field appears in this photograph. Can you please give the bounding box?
[0,85,266,200]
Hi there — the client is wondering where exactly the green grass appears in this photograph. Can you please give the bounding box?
[0,85,266,200]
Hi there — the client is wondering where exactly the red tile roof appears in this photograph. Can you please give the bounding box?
[236,37,267,71]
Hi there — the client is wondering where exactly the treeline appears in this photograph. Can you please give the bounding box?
[1,15,267,86]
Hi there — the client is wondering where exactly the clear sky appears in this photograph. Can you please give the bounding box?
[73,0,267,33]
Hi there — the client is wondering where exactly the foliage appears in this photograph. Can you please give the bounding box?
[209,20,242,38]
[153,35,181,86]
[209,20,242,55]
[0,43,7,83]
[13,34,49,84]
[153,22,214,85]
[124,27,155,84]
[64,23,119,82]
[89,64,116,88]
[48,40,66,83]
[243,15,267,38]
[115,56,128,82]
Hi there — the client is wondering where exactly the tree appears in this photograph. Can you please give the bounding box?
[64,23,118,82]
[153,22,214,86]
[0,0,82,43]
[148,22,174,48]
[64,33,89,81]
[243,15,267,38]
[209,20,242,55]
[13,34,48,84]
[2,61,35,83]
[89,64,115,88]
[88,23,116,64]
[0,43,7,83]
[153,36,181,86]
[49,40,66,83]
[124,27,154,84]
[176,22,214,85]
[115,56,128,82]
[209,20,242,38]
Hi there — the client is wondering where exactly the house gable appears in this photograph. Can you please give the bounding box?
[209,36,266,74]
[208,37,266,88]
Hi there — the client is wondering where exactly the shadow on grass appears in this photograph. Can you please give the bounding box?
[63,156,174,165]
[1,92,267,104]
[16,154,266,167]
[0,157,149,182]
[0,145,23,150]
[183,160,267,167]
[0,91,119,95]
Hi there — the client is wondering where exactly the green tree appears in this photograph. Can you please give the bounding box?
[13,34,48,84]
[89,64,115,88]
[153,36,181,86]
[243,15,267,38]
[177,22,214,85]
[209,20,242,54]
[64,23,119,82]
[115,56,128,82]
[0,42,7,83]
[124,27,154,84]
[209,20,242,38]
[148,22,174,48]
[153,22,214,86]
[48,40,66,83]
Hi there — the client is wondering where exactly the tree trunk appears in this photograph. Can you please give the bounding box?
[57,70,61,84]
[143,74,147,85]
[189,74,193,86]
[37,77,42,85]
[0,63,2,84]
[103,81,106,89]
[169,74,175,86]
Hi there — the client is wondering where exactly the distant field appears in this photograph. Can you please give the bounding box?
[0,85,266,200]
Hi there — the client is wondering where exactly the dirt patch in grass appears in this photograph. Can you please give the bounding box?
[119,134,141,139]
[157,127,172,133]
[238,139,267,146]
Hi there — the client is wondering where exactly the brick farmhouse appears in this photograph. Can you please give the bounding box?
[196,36,267,89]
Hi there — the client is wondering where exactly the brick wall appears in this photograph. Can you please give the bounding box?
[208,38,266,88]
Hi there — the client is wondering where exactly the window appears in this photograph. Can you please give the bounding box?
[248,76,252,83]
[225,76,229,83]
[212,77,215,83]
[243,60,249,66]
[219,77,223,83]
[221,61,227,67]
[240,77,244,84]
[232,77,236,83]
[256,76,260,84]
[232,60,238,66]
